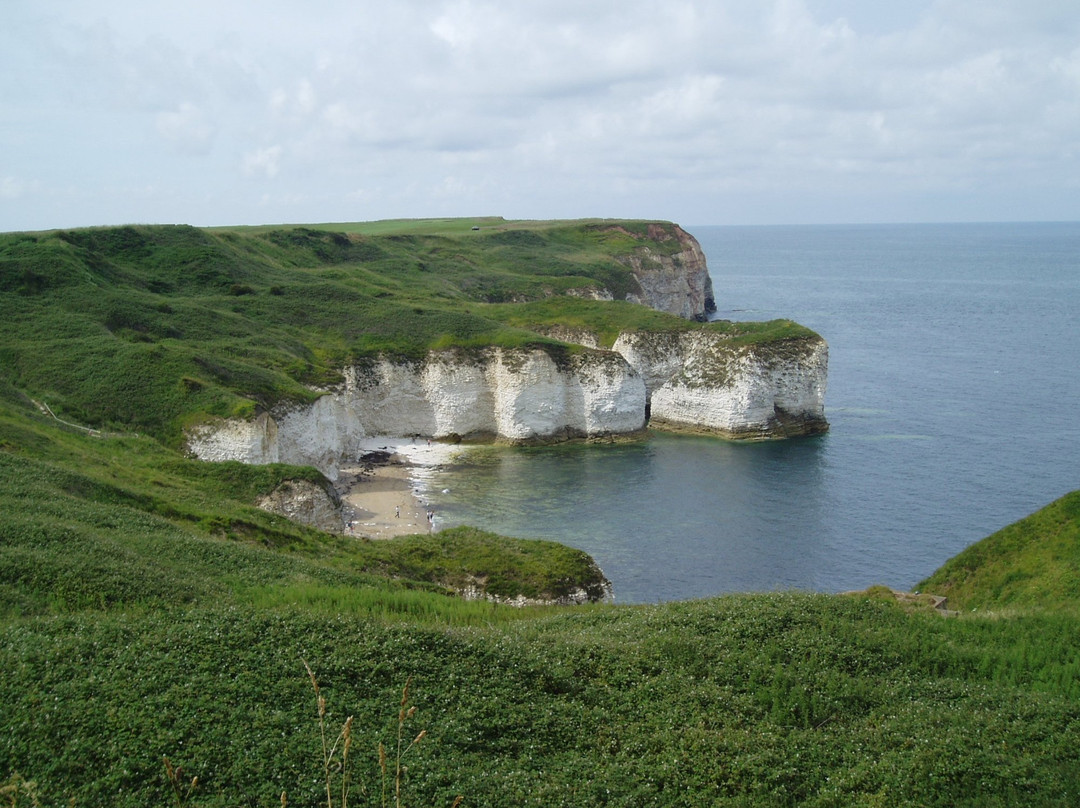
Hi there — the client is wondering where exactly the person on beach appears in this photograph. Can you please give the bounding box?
[395,505,400,518]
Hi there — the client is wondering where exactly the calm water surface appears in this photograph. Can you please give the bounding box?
[421,223,1080,603]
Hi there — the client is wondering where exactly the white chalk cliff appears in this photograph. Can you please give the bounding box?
[187,332,827,476]
[187,347,648,478]
[613,331,828,439]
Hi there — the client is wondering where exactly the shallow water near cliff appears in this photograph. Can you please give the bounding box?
[419,222,1080,603]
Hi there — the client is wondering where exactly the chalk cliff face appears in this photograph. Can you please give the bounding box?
[187,347,647,477]
[618,224,717,321]
[187,330,828,475]
[613,331,829,439]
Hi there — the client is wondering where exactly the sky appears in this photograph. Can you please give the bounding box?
[3,0,1079,231]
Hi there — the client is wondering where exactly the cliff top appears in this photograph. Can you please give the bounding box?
[0,218,814,442]
[209,215,685,240]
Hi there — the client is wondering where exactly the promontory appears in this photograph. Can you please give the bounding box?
[1,217,827,477]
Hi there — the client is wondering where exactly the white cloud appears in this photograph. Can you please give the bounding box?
[270,79,318,124]
[156,102,216,155]
[242,146,283,179]
[3,0,1080,229]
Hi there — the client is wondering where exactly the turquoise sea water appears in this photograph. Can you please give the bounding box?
[421,223,1080,603]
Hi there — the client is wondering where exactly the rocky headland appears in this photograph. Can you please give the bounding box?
[615,222,717,320]
[0,218,827,559]
[186,223,827,477]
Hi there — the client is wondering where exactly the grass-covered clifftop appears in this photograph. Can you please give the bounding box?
[0,218,804,445]
[917,490,1080,614]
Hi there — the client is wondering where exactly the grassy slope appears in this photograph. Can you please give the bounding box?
[3,595,1078,807]
[917,490,1080,613]
[0,397,604,618]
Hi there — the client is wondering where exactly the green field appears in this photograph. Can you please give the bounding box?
[1,219,1078,806]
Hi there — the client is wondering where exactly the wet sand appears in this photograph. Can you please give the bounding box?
[339,438,463,539]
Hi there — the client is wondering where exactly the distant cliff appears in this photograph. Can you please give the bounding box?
[614,329,828,439]
[187,347,647,477]
[613,223,717,320]
[0,218,823,463]
[184,221,825,473]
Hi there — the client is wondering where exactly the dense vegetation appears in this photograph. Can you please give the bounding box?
[5,589,1078,807]
[0,395,603,618]
[2,219,1078,805]
[2,384,1078,808]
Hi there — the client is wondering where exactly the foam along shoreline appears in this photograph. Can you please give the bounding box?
[340,437,465,539]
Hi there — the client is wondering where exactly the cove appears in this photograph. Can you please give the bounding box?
[418,223,1080,603]
[421,432,831,603]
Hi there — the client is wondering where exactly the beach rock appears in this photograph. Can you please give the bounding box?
[255,478,343,533]
[359,450,393,465]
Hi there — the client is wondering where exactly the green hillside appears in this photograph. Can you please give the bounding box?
[2,396,1078,807]
[1,219,801,446]
[917,490,1080,614]
[0,393,604,618]
[1,219,1078,806]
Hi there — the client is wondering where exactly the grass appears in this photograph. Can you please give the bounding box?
[0,399,605,619]
[1,401,1078,805]
[2,218,1078,805]
[484,297,815,349]
[346,526,610,604]
[917,490,1080,614]
[1,403,1079,804]
[2,595,1078,806]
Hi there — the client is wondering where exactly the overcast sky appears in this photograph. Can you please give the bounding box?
[3,0,1079,231]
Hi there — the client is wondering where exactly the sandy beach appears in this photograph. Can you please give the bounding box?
[339,437,465,539]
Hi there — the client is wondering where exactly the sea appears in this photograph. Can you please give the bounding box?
[417,223,1080,604]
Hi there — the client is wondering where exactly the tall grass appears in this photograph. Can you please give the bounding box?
[159,665,463,808]
[242,583,563,627]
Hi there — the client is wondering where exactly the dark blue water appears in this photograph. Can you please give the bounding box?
[424,223,1080,603]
